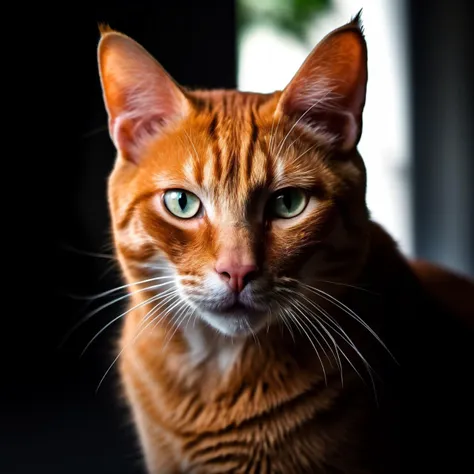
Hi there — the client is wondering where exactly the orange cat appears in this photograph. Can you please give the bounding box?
[97,14,474,474]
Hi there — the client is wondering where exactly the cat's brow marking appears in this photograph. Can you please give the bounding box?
[117,190,157,230]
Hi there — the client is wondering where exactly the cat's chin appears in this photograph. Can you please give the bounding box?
[200,309,270,337]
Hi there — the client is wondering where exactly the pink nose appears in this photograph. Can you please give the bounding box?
[215,261,259,293]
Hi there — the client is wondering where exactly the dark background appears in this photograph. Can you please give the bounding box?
[2,1,473,473]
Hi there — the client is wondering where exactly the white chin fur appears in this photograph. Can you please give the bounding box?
[201,311,269,337]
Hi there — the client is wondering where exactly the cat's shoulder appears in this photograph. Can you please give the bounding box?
[410,258,474,328]
[368,221,474,327]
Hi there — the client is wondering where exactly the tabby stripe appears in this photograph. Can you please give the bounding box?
[208,113,218,140]
[117,191,156,230]
[245,108,259,181]
[179,375,337,450]
[229,118,244,189]
[228,380,252,406]
[189,441,250,464]
[262,136,274,186]
[209,114,222,178]
[118,243,156,261]
[204,97,213,113]
[196,452,248,468]
[184,437,249,455]
[221,94,228,116]
[250,458,262,474]
[180,394,205,424]
[252,455,271,474]
[227,92,237,115]
[222,139,238,189]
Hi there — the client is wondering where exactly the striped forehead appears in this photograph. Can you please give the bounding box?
[183,93,275,218]
[152,91,326,222]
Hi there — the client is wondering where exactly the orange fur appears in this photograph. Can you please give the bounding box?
[97,16,474,474]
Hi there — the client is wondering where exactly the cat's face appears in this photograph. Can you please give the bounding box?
[99,19,370,336]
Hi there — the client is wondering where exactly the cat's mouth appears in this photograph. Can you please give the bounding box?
[191,291,270,336]
[201,301,269,336]
[205,295,268,317]
[195,290,267,315]
[216,302,256,316]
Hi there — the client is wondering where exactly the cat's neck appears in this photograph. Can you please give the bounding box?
[179,318,247,373]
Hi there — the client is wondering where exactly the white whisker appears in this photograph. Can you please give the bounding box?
[291,297,339,371]
[59,280,178,348]
[280,295,327,384]
[278,285,374,370]
[310,278,377,294]
[138,289,181,329]
[84,275,181,300]
[95,297,174,393]
[276,282,379,399]
[80,288,179,356]
[288,298,333,367]
[162,301,193,349]
[270,112,284,156]
[301,282,396,363]
[278,310,296,342]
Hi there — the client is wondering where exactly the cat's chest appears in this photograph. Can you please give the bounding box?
[143,353,351,473]
[121,319,379,473]
[182,324,246,374]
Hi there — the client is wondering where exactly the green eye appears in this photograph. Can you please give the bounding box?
[163,189,201,219]
[271,188,308,219]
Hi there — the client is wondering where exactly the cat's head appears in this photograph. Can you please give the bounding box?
[98,16,370,337]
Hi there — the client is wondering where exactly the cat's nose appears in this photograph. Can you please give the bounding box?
[215,261,259,293]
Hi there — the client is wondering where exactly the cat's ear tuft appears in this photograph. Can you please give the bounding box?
[351,9,364,32]
[98,32,189,163]
[98,23,114,35]
[277,17,368,151]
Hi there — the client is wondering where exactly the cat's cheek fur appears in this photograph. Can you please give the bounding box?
[116,214,155,254]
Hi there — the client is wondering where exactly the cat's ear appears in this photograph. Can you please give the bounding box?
[277,14,367,151]
[98,29,189,163]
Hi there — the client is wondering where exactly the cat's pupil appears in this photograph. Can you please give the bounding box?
[283,192,292,210]
[178,192,187,210]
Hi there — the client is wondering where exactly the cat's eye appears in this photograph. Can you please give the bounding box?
[163,189,201,219]
[270,188,308,219]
